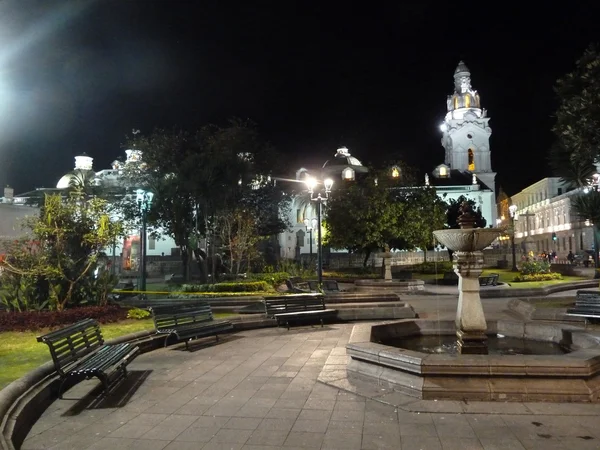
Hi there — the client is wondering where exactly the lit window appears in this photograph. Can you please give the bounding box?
[439,166,447,177]
[391,166,400,178]
[465,94,471,108]
[468,149,475,171]
[342,168,355,181]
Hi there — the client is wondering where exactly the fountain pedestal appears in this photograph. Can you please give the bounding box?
[454,250,488,354]
[381,251,393,281]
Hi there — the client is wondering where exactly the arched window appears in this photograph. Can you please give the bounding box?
[439,166,448,177]
[464,94,471,108]
[453,96,459,109]
[468,149,475,171]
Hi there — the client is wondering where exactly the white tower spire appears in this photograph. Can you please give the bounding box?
[440,61,496,194]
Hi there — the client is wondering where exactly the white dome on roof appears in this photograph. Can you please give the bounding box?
[56,174,73,189]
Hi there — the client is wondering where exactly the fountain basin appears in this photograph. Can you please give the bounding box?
[346,319,600,402]
[433,228,501,252]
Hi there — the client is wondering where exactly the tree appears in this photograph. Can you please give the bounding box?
[0,192,123,311]
[397,187,447,262]
[120,120,289,281]
[552,44,600,185]
[548,141,596,188]
[325,166,447,266]
[570,191,600,267]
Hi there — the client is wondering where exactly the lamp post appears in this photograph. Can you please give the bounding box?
[136,189,154,292]
[303,217,318,266]
[509,204,518,272]
[305,176,334,287]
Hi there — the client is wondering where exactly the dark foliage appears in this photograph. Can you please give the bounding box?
[0,305,127,332]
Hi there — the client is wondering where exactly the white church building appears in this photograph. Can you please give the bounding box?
[428,61,497,227]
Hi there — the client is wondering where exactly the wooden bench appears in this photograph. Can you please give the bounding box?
[263,294,337,330]
[479,273,499,286]
[307,280,342,293]
[285,278,311,293]
[566,290,600,320]
[150,303,233,350]
[37,318,140,399]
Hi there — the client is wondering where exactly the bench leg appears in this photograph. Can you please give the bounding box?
[98,374,111,397]
[286,321,290,331]
[320,318,324,328]
[57,378,68,400]
[185,339,190,351]
[215,334,219,343]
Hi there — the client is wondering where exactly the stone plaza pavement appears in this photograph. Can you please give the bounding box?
[22,297,600,450]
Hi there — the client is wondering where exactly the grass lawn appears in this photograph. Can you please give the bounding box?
[0,313,232,390]
[416,268,591,289]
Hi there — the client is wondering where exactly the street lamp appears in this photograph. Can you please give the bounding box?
[305,176,334,287]
[303,217,318,267]
[509,204,518,272]
[135,189,154,292]
[584,173,600,268]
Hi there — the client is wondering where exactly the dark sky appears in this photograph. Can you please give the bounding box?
[0,1,598,195]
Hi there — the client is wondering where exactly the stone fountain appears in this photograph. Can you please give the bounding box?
[354,246,425,293]
[341,203,600,402]
[432,203,501,354]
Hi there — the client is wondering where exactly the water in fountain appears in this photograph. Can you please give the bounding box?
[380,334,570,356]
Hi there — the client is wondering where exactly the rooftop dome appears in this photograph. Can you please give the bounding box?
[322,147,369,181]
[56,169,96,189]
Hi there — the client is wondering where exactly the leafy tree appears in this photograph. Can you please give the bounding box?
[324,166,446,266]
[0,192,123,311]
[120,119,289,281]
[552,44,600,185]
[396,187,447,262]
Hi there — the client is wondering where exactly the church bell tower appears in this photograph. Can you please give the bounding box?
[440,61,496,194]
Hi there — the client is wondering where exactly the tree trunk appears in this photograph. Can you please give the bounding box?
[181,247,189,281]
[423,249,428,263]
[362,250,371,268]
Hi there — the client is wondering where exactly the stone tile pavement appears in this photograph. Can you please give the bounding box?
[21,298,600,450]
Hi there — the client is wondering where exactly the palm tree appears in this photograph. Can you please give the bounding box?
[548,142,597,189]
[570,190,600,268]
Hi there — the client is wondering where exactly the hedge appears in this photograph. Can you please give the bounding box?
[0,305,128,332]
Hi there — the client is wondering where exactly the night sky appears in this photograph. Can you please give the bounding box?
[0,1,598,195]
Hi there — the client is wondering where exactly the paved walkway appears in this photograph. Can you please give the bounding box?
[21,297,600,450]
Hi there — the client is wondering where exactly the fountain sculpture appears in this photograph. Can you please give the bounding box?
[342,203,600,402]
[432,202,500,354]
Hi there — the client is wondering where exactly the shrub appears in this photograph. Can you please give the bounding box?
[323,271,379,279]
[512,273,562,282]
[180,281,271,293]
[411,261,453,274]
[0,305,127,332]
[127,307,151,320]
[519,260,551,275]
[246,272,290,287]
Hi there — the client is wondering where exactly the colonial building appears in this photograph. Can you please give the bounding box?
[428,61,496,226]
[5,150,178,273]
[508,177,593,258]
